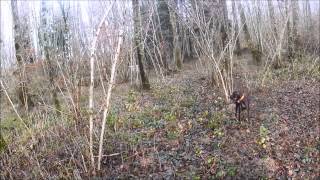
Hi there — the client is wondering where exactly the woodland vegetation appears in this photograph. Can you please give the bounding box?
[0,0,319,179]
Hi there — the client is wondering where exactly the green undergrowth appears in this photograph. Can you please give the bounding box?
[262,56,320,84]
[1,72,234,178]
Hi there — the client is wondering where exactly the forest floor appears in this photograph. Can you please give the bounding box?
[97,54,320,179]
[1,52,319,179]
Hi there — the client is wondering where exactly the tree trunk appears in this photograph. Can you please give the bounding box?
[58,1,71,62]
[286,0,294,60]
[290,0,299,59]
[238,2,251,47]
[133,0,150,89]
[305,0,312,35]
[58,1,81,120]
[169,0,182,69]
[255,0,263,63]
[157,0,174,70]
[268,0,277,37]
[40,0,61,116]
[11,0,34,110]
[220,0,229,49]
[268,0,282,68]
[219,0,230,75]
[232,0,241,53]
[98,30,124,171]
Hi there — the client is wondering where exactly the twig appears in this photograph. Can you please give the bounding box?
[94,152,121,157]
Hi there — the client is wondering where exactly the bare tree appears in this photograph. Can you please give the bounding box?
[98,29,123,170]
[268,0,282,68]
[11,0,34,110]
[288,0,299,59]
[132,0,150,89]
[268,0,277,37]
[304,0,312,36]
[157,0,174,70]
[285,0,291,60]
[58,1,71,62]
[39,0,61,115]
[57,1,82,122]
[238,2,251,46]
[169,0,182,69]
[219,0,229,50]
[232,0,241,53]
[254,0,263,63]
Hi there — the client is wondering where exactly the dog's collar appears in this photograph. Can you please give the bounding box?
[237,95,245,103]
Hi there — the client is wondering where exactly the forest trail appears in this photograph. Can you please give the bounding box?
[103,54,319,179]
[1,53,318,179]
[2,0,319,178]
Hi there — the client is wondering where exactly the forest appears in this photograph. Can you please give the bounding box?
[0,0,319,179]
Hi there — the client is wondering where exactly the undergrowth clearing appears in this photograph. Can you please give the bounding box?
[1,55,319,179]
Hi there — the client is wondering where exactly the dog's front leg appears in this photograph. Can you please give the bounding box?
[235,104,238,119]
[236,103,241,121]
[247,100,250,121]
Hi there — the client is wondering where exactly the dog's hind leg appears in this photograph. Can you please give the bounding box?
[247,100,250,121]
[237,104,241,121]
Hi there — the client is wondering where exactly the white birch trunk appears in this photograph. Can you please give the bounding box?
[88,3,114,172]
[97,30,124,170]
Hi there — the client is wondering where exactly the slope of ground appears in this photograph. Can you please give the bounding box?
[98,58,319,179]
[1,55,319,179]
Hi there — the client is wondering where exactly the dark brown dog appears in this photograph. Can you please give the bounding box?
[230,91,250,121]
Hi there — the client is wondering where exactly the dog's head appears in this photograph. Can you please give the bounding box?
[230,91,242,103]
